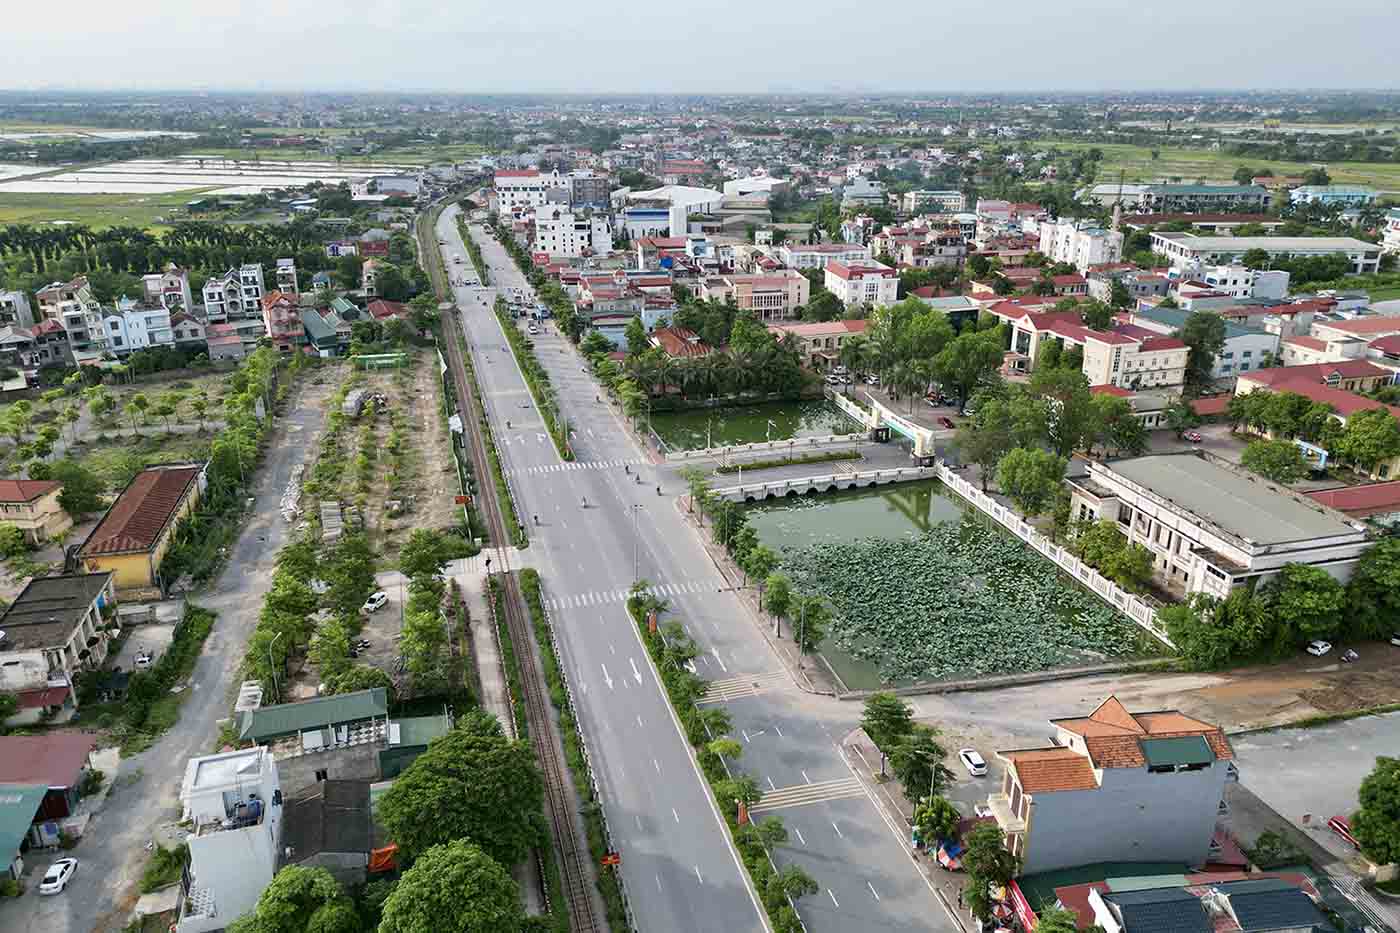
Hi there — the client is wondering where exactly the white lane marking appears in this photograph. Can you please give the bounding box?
[600,665,613,690]
[802,770,811,785]
[672,807,680,823]
[774,725,784,738]
[832,822,844,839]
[611,643,616,655]
[713,648,728,672]
[694,866,703,884]
[868,881,881,901]
[656,874,662,892]
[767,776,776,791]
[742,729,750,744]
[828,889,840,908]
[636,814,643,830]
[636,715,644,728]
[652,758,660,774]
[794,827,806,845]
[630,657,643,684]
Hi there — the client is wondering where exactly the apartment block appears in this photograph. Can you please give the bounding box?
[901,189,966,214]
[778,242,870,270]
[533,207,613,258]
[1037,219,1124,273]
[1139,184,1269,213]
[275,258,299,295]
[494,168,563,210]
[0,290,35,329]
[824,260,899,308]
[1151,233,1381,276]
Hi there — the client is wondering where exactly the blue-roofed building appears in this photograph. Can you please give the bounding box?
[1090,886,1212,933]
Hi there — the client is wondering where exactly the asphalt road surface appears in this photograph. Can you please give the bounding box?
[439,208,951,933]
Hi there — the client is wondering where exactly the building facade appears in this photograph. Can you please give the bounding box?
[262,291,304,351]
[494,168,562,210]
[1289,185,1377,207]
[1038,219,1124,273]
[104,298,174,355]
[0,290,34,329]
[767,319,869,369]
[1150,233,1382,276]
[901,190,966,213]
[202,265,265,322]
[533,207,613,258]
[141,264,194,314]
[824,260,899,308]
[79,464,204,593]
[36,276,105,354]
[0,479,70,545]
[696,271,810,321]
[0,572,116,719]
[275,258,299,295]
[778,242,871,270]
[1139,184,1269,213]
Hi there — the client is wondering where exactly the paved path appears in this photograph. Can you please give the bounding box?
[0,379,331,933]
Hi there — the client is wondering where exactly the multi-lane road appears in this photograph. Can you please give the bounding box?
[436,205,950,933]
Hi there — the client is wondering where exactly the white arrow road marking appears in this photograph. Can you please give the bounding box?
[794,828,806,845]
[828,890,840,908]
[868,881,881,901]
[712,648,727,672]
[630,657,643,684]
[833,822,844,839]
[601,665,614,690]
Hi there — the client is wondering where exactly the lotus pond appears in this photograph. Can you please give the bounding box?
[649,399,859,452]
[747,481,1162,689]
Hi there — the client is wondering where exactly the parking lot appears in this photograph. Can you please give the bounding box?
[108,623,177,673]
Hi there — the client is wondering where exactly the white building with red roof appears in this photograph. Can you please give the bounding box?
[493,168,564,210]
[767,319,869,369]
[987,302,1188,389]
[824,260,898,309]
[777,242,870,270]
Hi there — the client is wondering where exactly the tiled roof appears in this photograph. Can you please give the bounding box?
[0,733,95,785]
[1283,336,1327,352]
[1240,374,1400,419]
[79,464,201,557]
[1306,481,1400,516]
[768,319,868,339]
[1004,748,1099,793]
[1140,336,1188,352]
[1369,334,1400,355]
[1315,317,1400,336]
[0,479,61,503]
[651,326,712,358]
[1242,360,1389,384]
[1052,696,1232,769]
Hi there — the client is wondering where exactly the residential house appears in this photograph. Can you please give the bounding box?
[767,319,869,370]
[261,291,304,351]
[0,572,116,720]
[1066,453,1370,597]
[169,311,207,351]
[141,263,194,313]
[360,259,380,298]
[36,276,104,353]
[1307,481,1400,529]
[1087,878,1325,933]
[300,307,342,357]
[205,323,248,362]
[202,264,265,322]
[901,190,965,213]
[0,734,97,843]
[26,319,72,370]
[840,177,887,210]
[1086,266,1171,304]
[1151,233,1381,276]
[280,780,373,886]
[778,242,870,270]
[988,696,1234,874]
[1384,207,1400,256]
[78,463,205,594]
[901,231,967,270]
[1189,264,1290,301]
[649,326,712,359]
[175,747,285,933]
[824,260,899,309]
[990,304,1188,390]
[1123,305,1279,382]
[236,688,391,793]
[0,290,34,329]
[1038,219,1124,273]
[275,258,299,295]
[103,297,174,355]
[695,271,809,321]
[0,478,71,545]
[366,299,406,322]
[635,236,689,270]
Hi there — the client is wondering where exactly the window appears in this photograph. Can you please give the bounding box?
[1242,350,1252,358]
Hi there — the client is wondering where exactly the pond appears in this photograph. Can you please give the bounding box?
[649,399,859,452]
[745,481,1159,690]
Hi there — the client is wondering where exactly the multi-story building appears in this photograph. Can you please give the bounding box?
[621,207,674,240]
[103,298,174,355]
[695,271,810,321]
[1122,306,1278,382]
[141,263,194,314]
[901,231,967,270]
[533,207,613,258]
[1139,184,1269,213]
[202,264,265,322]
[170,312,207,350]
[825,260,899,309]
[988,696,1234,875]
[1383,207,1400,256]
[0,479,71,545]
[26,319,71,370]
[36,276,105,354]
[1188,263,1290,301]
[275,258,299,295]
[1289,185,1377,207]
[722,176,790,200]
[0,572,116,720]
[990,305,1188,390]
[1038,219,1124,273]
[901,189,965,214]
[767,319,869,370]
[261,291,304,351]
[840,177,887,210]
[778,242,870,270]
[493,168,563,210]
[175,747,284,933]
[0,290,34,329]
[1067,453,1370,597]
[566,170,611,209]
[360,259,380,298]
[1151,233,1381,276]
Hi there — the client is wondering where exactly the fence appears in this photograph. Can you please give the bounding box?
[663,432,869,463]
[712,465,939,502]
[934,463,1176,649]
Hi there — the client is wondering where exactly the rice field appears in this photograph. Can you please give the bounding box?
[0,155,422,196]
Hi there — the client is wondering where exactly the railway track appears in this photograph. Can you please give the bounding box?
[441,301,604,933]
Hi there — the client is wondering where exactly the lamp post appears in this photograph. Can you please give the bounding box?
[766,419,776,444]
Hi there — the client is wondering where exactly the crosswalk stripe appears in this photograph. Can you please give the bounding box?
[750,778,866,813]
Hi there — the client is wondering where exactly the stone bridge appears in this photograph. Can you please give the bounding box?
[711,466,940,503]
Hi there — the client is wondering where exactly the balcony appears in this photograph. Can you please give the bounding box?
[986,793,1026,834]
[192,794,267,837]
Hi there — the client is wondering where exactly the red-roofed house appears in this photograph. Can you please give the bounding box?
[989,697,1235,874]
[261,290,303,352]
[0,733,98,822]
[1307,481,1400,523]
[696,271,809,321]
[649,327,711,359]
[366,299,406,321]
[993,304,1188,389]
[1051,273,1088,296]
[824,260,899,308]
[768,319,869,369]
[0,479,71,544]
[79,463,204,593]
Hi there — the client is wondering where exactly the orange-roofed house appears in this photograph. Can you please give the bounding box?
[78,463,205,594]
[988,696,1236,875]
[0,478,72,544]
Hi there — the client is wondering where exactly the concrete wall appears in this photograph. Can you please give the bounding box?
[1022,761,1227,874]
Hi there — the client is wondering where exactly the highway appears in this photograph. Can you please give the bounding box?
[436,204,951,933]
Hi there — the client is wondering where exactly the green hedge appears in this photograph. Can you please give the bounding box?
[714,449,862,474]
[494,301,573,461]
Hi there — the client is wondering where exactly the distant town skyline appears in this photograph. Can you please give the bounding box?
[5,0,1398,95]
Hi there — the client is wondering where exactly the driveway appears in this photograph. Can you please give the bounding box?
[0,378,331,933]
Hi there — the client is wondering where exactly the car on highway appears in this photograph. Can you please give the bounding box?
[1305,640,1332,657]
[958,748,988,776]
[527,324,538,335]
[38,858,77,895]
[362,591,389,613]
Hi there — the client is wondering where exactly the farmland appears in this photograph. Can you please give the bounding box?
[1036,140,1400,193]
[781,515,1160,687]
[0,190,212,229]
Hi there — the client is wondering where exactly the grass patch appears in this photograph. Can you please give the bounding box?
[519,569,630,931]
[715,449,862,475]
[68,431,213,493]
[458,219,490,285]
[0,190,215,230]
[138,843,188,893]
[487,576,528,736]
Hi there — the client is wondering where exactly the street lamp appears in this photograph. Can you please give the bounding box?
[766,419,776,444]
[269,631,283,704]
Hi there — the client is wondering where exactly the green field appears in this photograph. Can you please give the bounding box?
[1037,140,1400,192]
[0,190,213,229]
[189,142,484,165]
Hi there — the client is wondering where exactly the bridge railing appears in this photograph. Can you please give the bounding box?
[663,433,868,462]
[712,465,938,501]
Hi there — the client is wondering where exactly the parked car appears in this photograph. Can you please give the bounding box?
[527,324,538,335]
[958,748,987,776]
[362,591,389,613]
[1390,632,1400,647]
[1305,640,1332,657]
[1184,431,1203,443]
[134,652,154,669]
[38,858,77,895]
[1341,649,1360,663]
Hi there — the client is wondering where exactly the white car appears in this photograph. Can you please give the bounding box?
[1305,640,1332,657]
[1390,632,1400,648]
[38,858,77,895]
[958,748,988,777]
[362,591,389,613]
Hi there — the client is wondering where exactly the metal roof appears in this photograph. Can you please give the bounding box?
[0,784,48,863]
[238,688,388,742]
[1216,879,1326,931]
[1140,736,1214,769]
[1103,887,1212,933]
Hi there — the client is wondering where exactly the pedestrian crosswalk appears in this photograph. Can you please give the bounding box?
[749,777,866,814]
[700,670,790,703]
[511,458,646,477]
[543,579,711,611]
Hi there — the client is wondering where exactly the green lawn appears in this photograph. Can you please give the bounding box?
[0,190,214,229]
[1036,140,1400,192]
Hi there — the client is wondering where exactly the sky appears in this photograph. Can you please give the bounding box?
[3,0,1398,95]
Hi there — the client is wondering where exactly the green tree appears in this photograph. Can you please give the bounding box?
[1080,299,1115,330]
[933,326,1005,410]
[1030,367,1099,457]
[963,823,1020,923]
[1347,538,1400,640]
[913,795,961,844]
[1108,279,1133,310]
[997,447,1067,518]
[889,726,955,803]
[309,617,352,682]
[1178,311,1227,391]
[624,316,650,357]
[376,721,542,867]
[325,663,396,700]
[953,404,1014,492]
[861,692,914,774]
[790,593,828,654]
[49,459,104,516]
[335,253,364,290]
[764,572,792,636]
[1165,398,1202,438]
[1240,439,1309,484]
[1351,757,1400,866]
[1240,248,1272,270]
[378,840,524,933]
[226,865,356,933]
[399,529,465,580]
[1035,907,1084,933]
[580,329,613,358]
[1260,563,1346,647]
[740,544,778,592]
[1334,408,1400,475]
